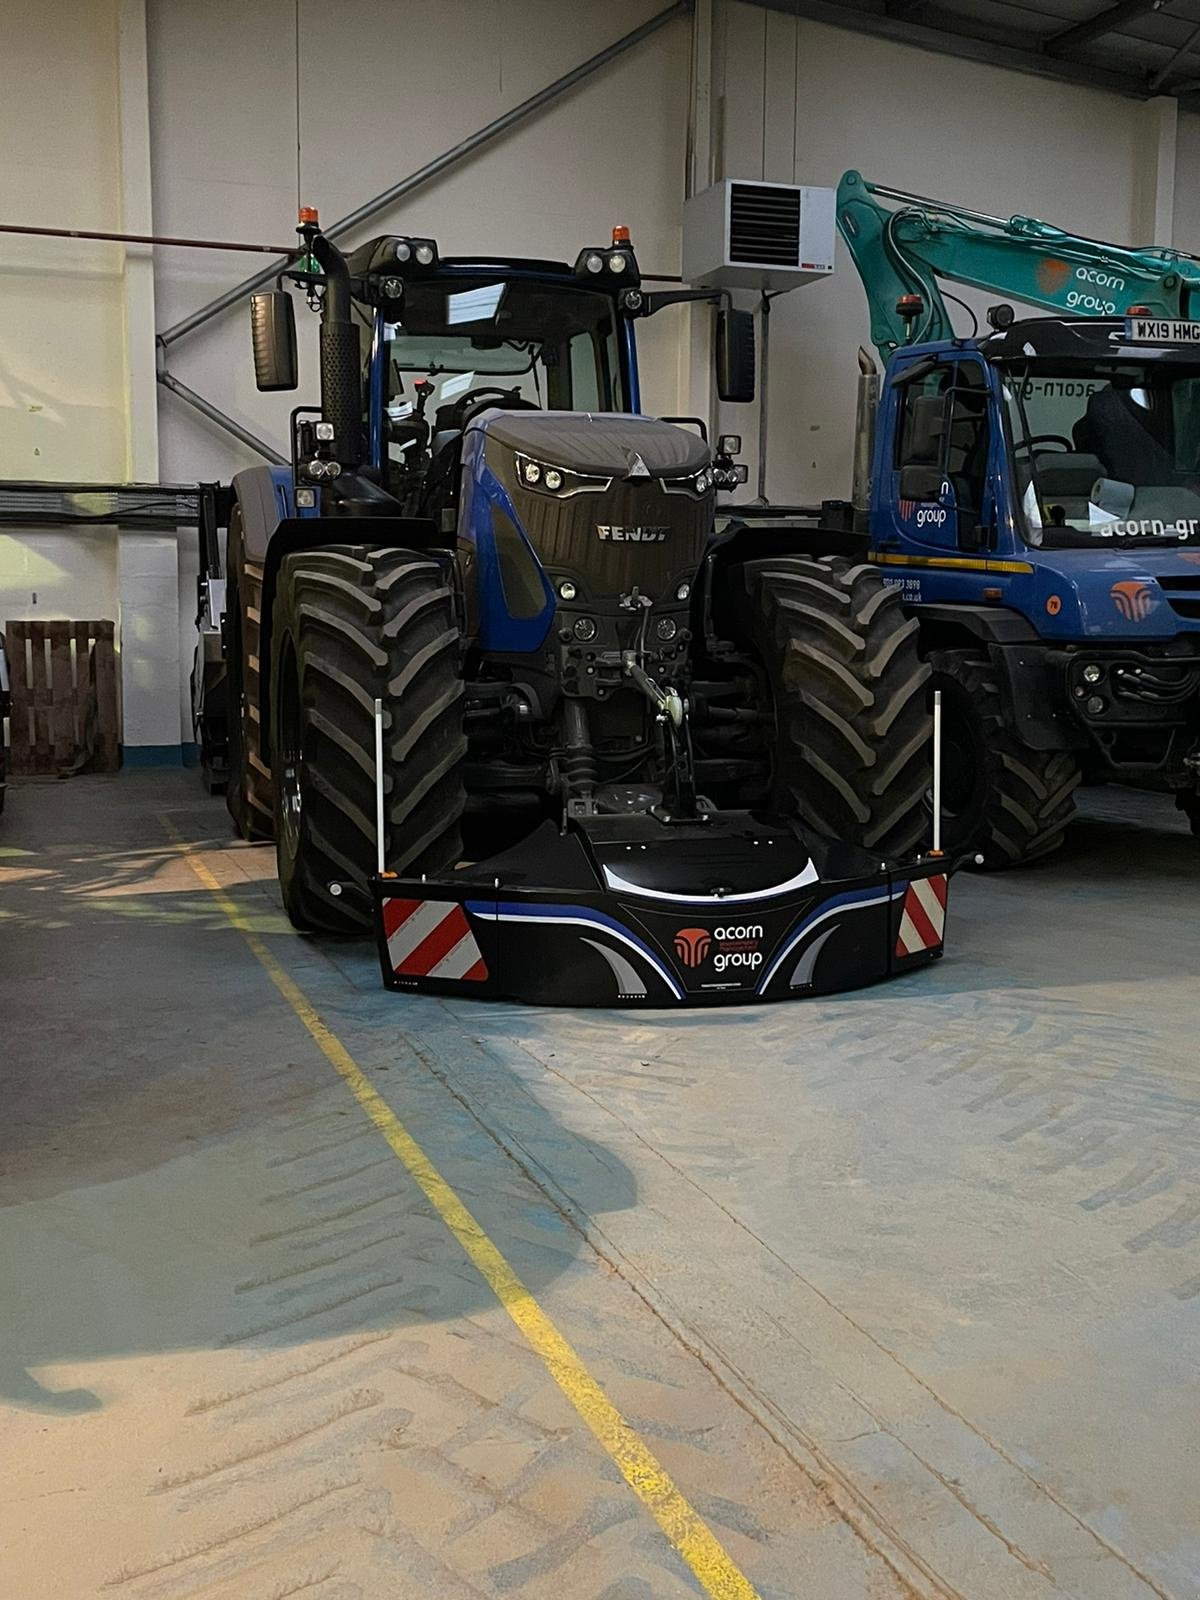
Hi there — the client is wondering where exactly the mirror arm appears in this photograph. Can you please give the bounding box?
[623,286,728,318]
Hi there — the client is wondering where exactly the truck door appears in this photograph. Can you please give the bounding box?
[883,357,993,556]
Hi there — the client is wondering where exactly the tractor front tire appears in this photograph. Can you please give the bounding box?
[927,649,1081,866]
[270,546,467,933]
[225,502,275,841]
[728,557,931,857]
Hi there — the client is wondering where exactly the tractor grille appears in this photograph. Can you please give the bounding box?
[728,183,801,268]
[1156,573,1200,621]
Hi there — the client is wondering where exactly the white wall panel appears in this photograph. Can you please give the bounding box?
[148,0,691,483]
[0,0,130,688]
[1174,110,1200,256]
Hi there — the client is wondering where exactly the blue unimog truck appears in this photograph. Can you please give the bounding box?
[836,170,1200,861]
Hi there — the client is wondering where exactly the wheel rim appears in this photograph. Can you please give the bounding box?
[277,643,304,857]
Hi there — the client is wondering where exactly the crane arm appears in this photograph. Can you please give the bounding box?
[836,169,1200,358]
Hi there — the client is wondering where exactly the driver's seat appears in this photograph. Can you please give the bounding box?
[417,429,464,524]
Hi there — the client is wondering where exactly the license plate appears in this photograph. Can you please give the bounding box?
[1124,316,1200,345]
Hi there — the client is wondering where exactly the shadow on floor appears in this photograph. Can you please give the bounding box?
[0,773,638,1413]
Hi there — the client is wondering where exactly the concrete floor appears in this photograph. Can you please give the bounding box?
[1,772,1197,1600]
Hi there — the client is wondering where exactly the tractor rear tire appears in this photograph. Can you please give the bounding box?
[225,502,275,841]
[728,556,931,857]
[270,545,467,933]
[927,649,1081,866]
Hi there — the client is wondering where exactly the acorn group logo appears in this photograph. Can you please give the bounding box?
[1110,579,1155,622]
[674,927,712,968]
[1036,258,1072,296]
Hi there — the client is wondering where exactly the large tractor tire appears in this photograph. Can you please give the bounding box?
[927,649,1081,866]
[269,545,467,933]
[728,557,931,857]
[225,502,275,841]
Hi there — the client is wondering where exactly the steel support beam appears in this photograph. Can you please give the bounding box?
[158,0,691,349]
[1045,0,1164,58]
[1149,17,1200,91]
[756,0,1153,98]
[157,370,286,464]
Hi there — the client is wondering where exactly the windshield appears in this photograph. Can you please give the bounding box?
[379,276,626,423]
[1002,360,1200,547]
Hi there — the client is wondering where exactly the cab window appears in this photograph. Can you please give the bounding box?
[896,362,991,513]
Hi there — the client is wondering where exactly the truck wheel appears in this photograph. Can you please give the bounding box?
[927,649,1081,866]
[270,546,467,932]
[225,503,275,841]
[727,557,932,857]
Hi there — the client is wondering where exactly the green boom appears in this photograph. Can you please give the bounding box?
[836,169,1200,357]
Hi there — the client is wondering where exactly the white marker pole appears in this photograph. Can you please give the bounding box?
[931,688,943,857]
[374,697,386,876]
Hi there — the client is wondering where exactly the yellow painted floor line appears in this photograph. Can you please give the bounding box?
[164,821,762,1600]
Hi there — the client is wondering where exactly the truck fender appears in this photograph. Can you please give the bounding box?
[913,602,1039,648]
[913,606,1081,753]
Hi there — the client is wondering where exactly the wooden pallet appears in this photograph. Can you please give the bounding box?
[5,620,120,774]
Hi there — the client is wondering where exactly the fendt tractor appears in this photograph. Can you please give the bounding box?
[194,209,950,1007]
[835,170,1200,863]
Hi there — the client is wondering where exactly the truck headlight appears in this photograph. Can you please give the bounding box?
[522,460,542,484]
[545,469,563,490]
[1083,663,1103,684]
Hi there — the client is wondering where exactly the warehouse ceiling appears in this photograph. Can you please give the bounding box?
[751,0,1200,106]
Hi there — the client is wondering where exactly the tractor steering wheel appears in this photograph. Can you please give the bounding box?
[1018,433,1074,453]
[452,386,540,428]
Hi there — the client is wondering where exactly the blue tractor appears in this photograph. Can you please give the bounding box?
[193,209,944,1005]
[837,171,1200,861]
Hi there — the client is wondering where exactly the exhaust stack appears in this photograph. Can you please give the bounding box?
[851,346,879,530]
[303,216,362,472]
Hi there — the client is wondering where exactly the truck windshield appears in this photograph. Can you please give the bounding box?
[1001,360,1200,547]
[381,276,626,421]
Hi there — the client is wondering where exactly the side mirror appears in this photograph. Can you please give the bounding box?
[716,308,755,404]
[250,291,298,391]
[898,463,943,501]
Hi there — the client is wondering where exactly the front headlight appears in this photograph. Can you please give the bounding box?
[514,455,611,496]
[662,465,715,497]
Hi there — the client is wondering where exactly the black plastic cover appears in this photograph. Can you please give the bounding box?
[479,411,709,479]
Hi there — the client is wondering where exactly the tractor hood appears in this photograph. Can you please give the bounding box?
[478,410,710,480]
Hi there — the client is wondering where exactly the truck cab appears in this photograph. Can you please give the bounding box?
[869,315,1200,857]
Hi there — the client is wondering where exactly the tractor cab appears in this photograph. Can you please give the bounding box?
[356,238,645,523]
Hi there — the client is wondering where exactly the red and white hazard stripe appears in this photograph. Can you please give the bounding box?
[894,873,947,958]
[382,898,488,983]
